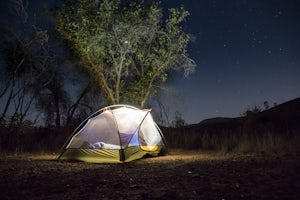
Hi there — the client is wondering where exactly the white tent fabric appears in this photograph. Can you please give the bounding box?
[66,105,163,150]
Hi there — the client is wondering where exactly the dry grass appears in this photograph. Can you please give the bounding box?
[163,127,300,154]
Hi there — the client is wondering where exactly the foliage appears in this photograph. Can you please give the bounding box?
[56,0,195,107]
[241,105,262,117]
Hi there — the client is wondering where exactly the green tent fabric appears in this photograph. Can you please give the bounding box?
[58,105,167,163]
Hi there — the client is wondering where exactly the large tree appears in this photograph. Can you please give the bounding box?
[56,0,195,108]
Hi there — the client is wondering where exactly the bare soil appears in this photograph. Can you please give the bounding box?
[0,150,299,199]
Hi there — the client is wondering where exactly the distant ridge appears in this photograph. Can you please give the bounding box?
[164,97,300,135]
[190,97,300,129]
[198,117,233,125]
[259,97,300,122]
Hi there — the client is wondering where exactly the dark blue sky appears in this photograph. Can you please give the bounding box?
[1,0,299,124]
[160,0,300,123]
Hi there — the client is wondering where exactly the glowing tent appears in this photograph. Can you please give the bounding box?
[58,105,167,163]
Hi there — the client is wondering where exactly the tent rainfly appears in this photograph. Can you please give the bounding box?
[58,105,167,163]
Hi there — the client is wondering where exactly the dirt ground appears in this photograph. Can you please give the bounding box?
[0,150,299,200]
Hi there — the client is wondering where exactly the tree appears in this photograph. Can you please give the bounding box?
[263,101,269,110]
[56,0,195,108]
[0,0,52,126]
[0,0,72,129]
[241,105,261,117]
[64,74,106,127]
[171,110,186,128]
[34,68,69,128]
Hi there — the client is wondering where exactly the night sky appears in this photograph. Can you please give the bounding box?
[1,0,300,124]
[160,0,300,124]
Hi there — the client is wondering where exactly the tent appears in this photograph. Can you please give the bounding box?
[58,105,167,163]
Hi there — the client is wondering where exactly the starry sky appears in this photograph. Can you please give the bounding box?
[159,0,300,124]
[1,0,299,125]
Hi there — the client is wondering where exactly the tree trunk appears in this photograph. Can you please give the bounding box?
[86,55,115,104]
[115,53,125,104]
[66,84,90,125]
[0,58,24,121]
[55,94,61,128]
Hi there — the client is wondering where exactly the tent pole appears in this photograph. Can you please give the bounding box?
[119,149,125,162]
[109,108,125,162]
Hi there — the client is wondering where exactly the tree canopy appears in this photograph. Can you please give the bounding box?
[56,0,195,108]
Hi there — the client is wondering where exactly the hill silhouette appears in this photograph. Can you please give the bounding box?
[189,97,300,132]
[163,97,300,152]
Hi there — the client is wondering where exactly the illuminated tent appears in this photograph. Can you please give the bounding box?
[58,105,167,163]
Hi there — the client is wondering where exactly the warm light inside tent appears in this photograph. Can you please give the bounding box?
[140,145,158,151]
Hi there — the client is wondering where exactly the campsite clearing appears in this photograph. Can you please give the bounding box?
[0,150,299,199]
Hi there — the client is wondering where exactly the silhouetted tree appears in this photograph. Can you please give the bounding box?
[0,0,51,127]
[172,111,186,128]
[263,101,269,110]
[241,105,261,117]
